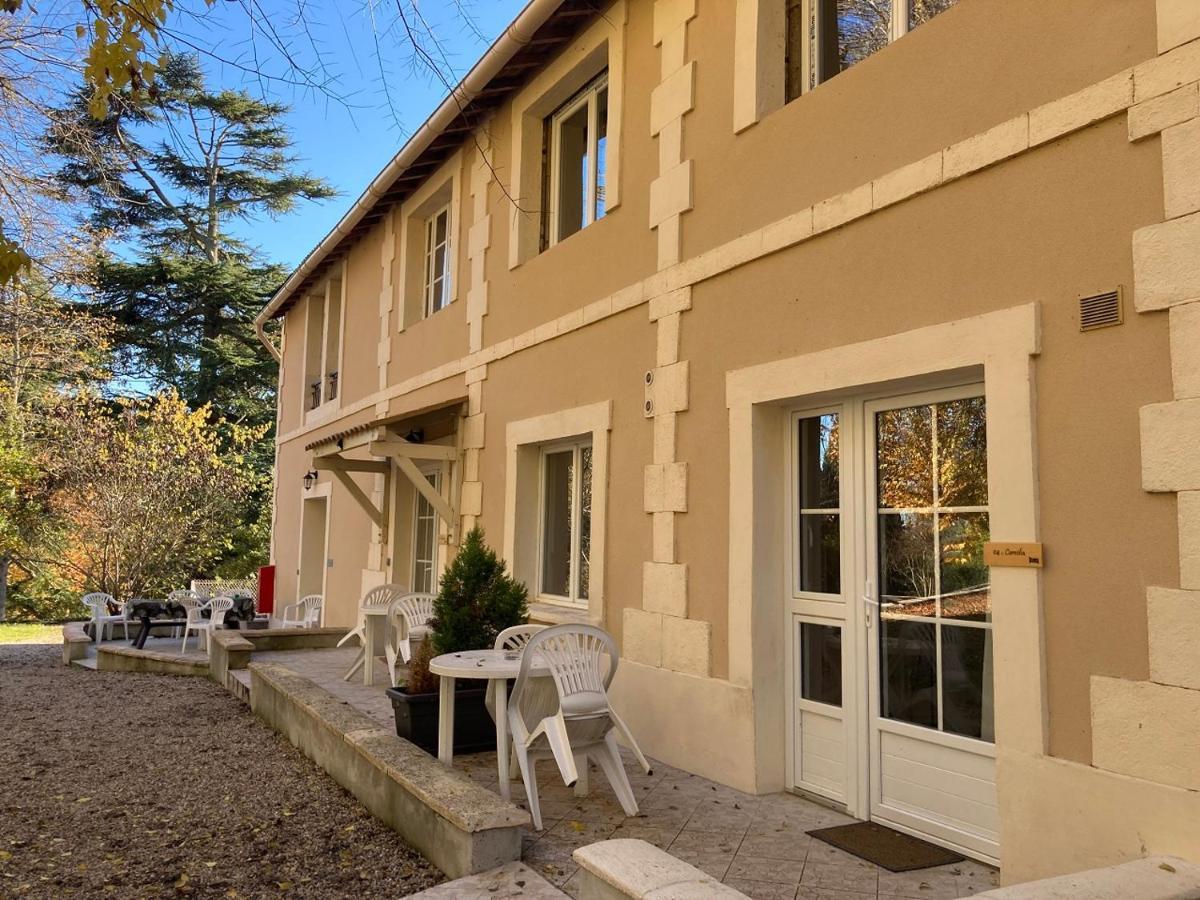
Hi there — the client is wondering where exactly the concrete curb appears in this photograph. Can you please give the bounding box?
[573,839,749,899]
[61,622,90,666]
[96,644,209,677]
[249,661,528,879]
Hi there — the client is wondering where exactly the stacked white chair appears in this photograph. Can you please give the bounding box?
[508,624,653,831]
[340,583,408,683]
[384,592,437,686]
[388,592,436,669]
[281,594,323,628]
[82,592,126,643]
[485,624,549,722]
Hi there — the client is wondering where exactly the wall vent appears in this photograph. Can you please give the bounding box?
[1079,287,1124,332]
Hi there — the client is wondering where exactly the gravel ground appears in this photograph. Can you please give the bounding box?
[0,643,444,899]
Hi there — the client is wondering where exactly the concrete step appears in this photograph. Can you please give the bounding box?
[407,862,566,899]
[1091,676,1200,790]
[226,669,251,704]
[1147,587,1200,690]
[70,657,97,670]
[972,855,1200,899]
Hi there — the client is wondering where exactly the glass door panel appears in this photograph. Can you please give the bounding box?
[873,394,992,738]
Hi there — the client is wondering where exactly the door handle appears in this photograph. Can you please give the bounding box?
[863,580,876,629]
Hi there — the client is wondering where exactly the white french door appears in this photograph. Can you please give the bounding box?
[787,383,999,864]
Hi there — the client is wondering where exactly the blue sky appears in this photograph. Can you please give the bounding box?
[178,0,528,270]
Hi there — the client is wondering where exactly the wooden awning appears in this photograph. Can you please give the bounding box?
[309,424,460,535]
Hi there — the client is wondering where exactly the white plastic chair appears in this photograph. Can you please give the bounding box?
[82,592,126,643]
[340,583,408,683]
[508,624,653,831]
[281,594,323,628]
[168,590,202,638]
[485,624,549,722]
[384,592,436,686]
[181,596,233,654]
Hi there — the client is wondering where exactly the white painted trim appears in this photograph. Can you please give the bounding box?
[727,303,1043,800]
[504,400,612,626]
[274,57,1153,451]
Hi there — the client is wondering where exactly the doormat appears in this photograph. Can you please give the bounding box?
[807,822,964,872]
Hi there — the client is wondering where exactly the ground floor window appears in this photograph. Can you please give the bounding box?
[538,441,592,606]
[412,470,441,594]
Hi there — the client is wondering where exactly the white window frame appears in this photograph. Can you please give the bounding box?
[547,73,609,247]
[422,205,452,318]
[411,469,442,594]
[789,405,850,604]
[798,0,937,95]
[535,438,592,607]
[507,2,626,269]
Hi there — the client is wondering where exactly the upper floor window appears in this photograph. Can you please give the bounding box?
[785,0,959,101]
[423,205,452,317]
[303,273,342,415]
[539,439,592,606]
[545,73,609,247]
[398,157,460,329]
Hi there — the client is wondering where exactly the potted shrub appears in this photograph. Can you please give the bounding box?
[386,526,528,755]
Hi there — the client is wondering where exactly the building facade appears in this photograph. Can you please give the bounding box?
[258,0,1200,882]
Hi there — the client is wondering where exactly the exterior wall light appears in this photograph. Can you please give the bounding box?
[303,470,318,491]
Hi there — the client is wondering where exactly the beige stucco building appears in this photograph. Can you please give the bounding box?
[257,0,1200,883]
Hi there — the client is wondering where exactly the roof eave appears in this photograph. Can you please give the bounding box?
[256,0,570,326]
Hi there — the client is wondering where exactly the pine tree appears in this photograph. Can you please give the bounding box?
[430,527,529,655]
[46,53,335,419]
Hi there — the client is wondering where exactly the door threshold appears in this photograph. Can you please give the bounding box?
[785,785,853,817]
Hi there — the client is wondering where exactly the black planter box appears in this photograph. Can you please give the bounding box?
[386,683,496,756]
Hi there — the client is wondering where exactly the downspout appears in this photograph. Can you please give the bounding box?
[253,0,564,331]
[256,319,281,363]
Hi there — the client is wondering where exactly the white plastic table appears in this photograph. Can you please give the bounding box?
[429,649,551,801]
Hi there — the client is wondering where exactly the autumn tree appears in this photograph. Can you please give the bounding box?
[0,243,110,620]
[45,390,259,602]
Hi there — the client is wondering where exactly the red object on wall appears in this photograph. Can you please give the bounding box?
[257,565,276,615]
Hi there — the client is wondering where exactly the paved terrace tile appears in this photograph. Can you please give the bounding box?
[252,647,1001,899]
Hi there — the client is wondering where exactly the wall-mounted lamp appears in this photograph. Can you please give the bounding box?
[303,470,318,491]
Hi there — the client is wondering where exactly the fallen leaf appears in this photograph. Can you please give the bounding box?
[174,872,189,889]
[281,809,294,817]
[0,851,11,861]
[276,881,292,891]
[204,862,216,868]
[75,797,91,804]
[568,821,586,833]
[1160,863,1177,874]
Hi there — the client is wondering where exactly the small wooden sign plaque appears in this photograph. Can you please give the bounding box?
[983,542,1044,568]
